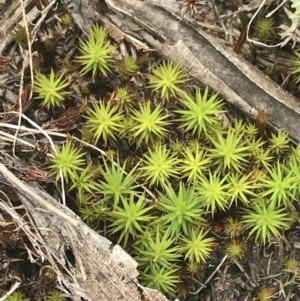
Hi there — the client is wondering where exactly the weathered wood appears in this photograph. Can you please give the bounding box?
[0,0,39,54]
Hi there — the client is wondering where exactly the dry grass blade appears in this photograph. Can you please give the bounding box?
[0,56,11,71]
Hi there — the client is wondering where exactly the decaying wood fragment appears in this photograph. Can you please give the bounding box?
[0,0,38,54]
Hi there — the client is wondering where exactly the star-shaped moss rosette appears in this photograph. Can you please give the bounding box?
[242,200,293,245]
[97,158,141,207]
[85,101,124,145]
[130,101,170,147]
[256,287,274,301]
[197,171,230,215]
[110,86,136,114]
[116,56,139,78]
[49,141,85,184]
[209,127,252,173]
[176,87,225,137]
[179,227,215,264]
[155,182,205,237]
[76,24,115,77]
[227,172,257,206]
[140,264,180,298]
[47,289,66,301]
[260,161,298,207]
[254,17,276,42]
[34,69,71,109]
[69,164,99,198]
[5,291,29,301]
[134,227,181,271]
[79,201,109,228]
[225,239,246,261]
[268,128,291,155]
[109,193,154,246]
[223,216,243,238]
[147,60,189,101]
[139,143,180,187]
[292,49,300,84]
[179,144,211,185]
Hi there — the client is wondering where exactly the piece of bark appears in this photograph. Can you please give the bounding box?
[0,0,38,54]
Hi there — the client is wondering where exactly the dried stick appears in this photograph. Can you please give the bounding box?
[190,254,228,294]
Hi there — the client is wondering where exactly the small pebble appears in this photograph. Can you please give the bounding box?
[33,109,50,123]
[206,13,215,21]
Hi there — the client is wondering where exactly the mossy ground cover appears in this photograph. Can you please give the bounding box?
[1,1,300,301]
